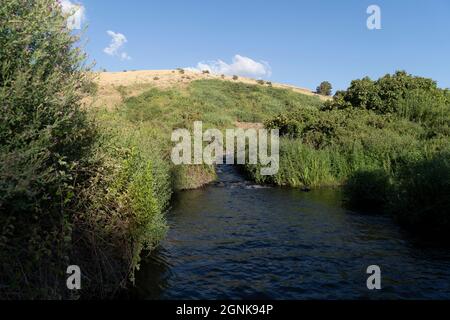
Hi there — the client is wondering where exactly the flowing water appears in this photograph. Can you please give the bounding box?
[136,165,450,299]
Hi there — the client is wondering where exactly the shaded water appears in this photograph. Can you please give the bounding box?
[136,165,450,299]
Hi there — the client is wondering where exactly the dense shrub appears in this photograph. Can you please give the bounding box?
[265,107,423,152]
[324,71,450,126]
[0,0,97,298]
[0,0,173,299]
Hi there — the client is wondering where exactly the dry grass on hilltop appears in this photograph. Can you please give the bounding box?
[86,69,330,110]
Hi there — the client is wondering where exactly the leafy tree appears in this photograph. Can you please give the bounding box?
[316,81,333,96]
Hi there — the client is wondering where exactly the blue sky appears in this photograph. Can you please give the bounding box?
[72,0,450,91]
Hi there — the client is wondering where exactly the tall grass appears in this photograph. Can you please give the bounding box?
[391,153,450,235]
[246,139,340,188]
[344,153,450,238]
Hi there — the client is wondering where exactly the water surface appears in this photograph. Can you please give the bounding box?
[136,165,450,299]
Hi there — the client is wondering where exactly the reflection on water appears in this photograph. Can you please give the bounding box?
[136,165,450,300]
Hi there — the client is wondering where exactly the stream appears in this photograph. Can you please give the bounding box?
[136,165,450,299]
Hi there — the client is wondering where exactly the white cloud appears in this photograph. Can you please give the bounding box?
[60,0,86,30]
[187,54,271,78]
[120,52,132,61]
[104,31,132,61]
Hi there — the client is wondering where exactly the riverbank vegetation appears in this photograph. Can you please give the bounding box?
[247,71,450,238]
[0,0,171,299]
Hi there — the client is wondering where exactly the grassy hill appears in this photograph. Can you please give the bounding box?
[91,74,325,189]
[88,69,328,110]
